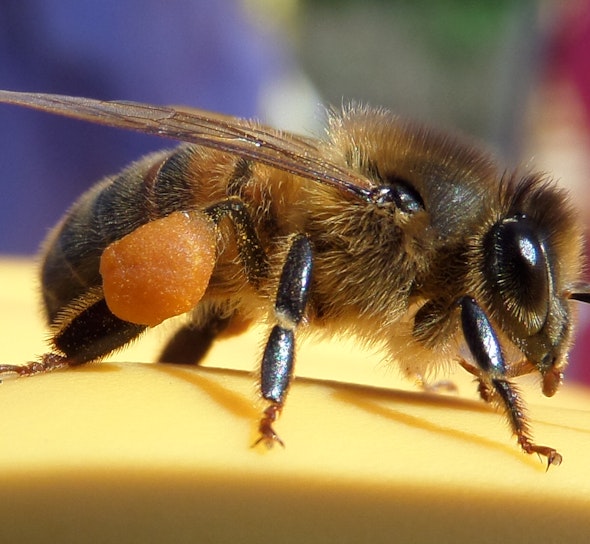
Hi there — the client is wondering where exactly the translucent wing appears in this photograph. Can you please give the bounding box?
[0,90,372,198]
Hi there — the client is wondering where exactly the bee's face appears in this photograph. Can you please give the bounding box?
[476,176,584,395]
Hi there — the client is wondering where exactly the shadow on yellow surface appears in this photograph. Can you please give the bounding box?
[1,258,590,543]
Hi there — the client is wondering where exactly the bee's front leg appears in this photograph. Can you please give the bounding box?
[458,296,562,468]
[254,234,313,448]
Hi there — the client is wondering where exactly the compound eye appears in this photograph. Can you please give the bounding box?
[485,215,550,335]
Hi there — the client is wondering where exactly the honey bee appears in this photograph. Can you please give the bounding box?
[1,90,589,468]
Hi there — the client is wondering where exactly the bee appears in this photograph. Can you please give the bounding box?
[1,90,589,468]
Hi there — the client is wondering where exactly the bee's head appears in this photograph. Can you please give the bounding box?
[479,174,587,396]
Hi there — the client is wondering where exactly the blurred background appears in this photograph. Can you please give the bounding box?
[1,0,589,382]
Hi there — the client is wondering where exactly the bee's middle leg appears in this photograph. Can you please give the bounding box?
[255,234,313,448]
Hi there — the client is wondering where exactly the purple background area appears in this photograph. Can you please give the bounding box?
[0,0,286,253]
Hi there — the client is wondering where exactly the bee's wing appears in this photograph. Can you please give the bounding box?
[0,90,372,197]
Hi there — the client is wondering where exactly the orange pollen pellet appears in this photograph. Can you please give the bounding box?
[100,211,217,327]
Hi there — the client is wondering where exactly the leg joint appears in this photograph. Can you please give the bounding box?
[205,197,269,286]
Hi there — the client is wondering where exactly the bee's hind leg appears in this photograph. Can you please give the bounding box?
[1,298,147,380]
[0,352,71,378]
[158,313,232,365]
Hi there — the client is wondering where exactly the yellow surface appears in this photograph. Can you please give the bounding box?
[1,258,590,543]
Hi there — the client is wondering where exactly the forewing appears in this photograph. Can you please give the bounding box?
[0,90,371,197]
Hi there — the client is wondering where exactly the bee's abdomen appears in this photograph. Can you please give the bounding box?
[40,147,199,323]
